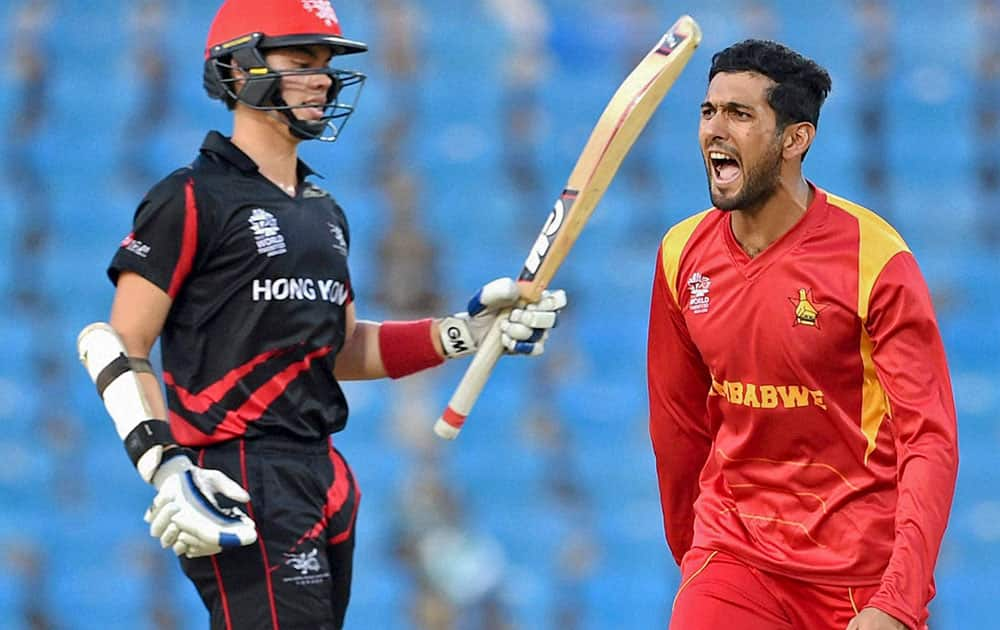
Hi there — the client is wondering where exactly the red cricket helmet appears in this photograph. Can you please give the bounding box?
[203,0,367,142]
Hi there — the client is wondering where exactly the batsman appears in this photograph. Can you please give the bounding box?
[77,1,566,628]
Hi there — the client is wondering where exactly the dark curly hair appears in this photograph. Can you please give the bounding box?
[709,39,832,131]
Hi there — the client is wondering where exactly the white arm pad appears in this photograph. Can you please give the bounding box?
[77,322,165,483]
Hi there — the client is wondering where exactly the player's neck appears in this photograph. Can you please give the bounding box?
[231,111,302,197]
[730,174,811,258]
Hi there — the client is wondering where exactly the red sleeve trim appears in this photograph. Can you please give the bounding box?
[167,178,199,299]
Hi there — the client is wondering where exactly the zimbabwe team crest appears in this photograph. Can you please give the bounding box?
[788,288,828,328]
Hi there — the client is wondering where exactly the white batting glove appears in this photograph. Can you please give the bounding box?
[439,277,568,358]
[144,454,257,559]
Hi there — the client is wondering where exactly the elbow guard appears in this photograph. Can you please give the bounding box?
[77,322,179,483]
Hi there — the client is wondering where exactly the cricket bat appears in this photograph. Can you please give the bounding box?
[434,15,702,440]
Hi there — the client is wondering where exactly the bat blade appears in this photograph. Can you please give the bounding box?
[434,15,702,440]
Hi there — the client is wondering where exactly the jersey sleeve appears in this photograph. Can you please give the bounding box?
[108,171,205,300]
[647,243,714,565]
[863,251,959,628]
[338,204,355,305]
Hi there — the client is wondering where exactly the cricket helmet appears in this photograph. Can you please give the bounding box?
[203,0,367,141]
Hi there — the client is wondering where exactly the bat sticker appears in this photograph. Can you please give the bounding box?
[520,189,578,281]
[657,20,692,55]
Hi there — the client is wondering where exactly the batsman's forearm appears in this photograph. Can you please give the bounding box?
[338,319,444,381]
[137,371,169,421]
[429,319,447,358]
[77,322,181,483]
[334,320,387,380]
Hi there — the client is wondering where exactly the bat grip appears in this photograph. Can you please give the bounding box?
[433,310,507,439]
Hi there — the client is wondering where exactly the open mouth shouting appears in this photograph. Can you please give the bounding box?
[708,149,741,189]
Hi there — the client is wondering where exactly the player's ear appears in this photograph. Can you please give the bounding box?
[782,121,815,161]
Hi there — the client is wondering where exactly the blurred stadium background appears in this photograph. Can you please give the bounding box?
[1,0,997,628]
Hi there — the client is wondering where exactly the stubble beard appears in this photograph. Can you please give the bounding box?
[707,138,784,213]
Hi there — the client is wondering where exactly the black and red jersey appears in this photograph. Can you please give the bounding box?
[109,131,354,445]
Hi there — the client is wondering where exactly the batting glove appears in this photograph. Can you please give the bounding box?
[144,453,257,559]
[439,277,568,358]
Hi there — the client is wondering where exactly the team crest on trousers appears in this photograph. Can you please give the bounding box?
[788,288,828,328]
[281,547,330,586]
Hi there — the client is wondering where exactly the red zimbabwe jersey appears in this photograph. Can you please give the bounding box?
[647,186,958,629]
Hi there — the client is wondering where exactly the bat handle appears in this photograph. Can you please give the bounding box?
[433,311,507,439]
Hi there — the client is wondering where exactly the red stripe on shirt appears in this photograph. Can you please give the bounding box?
[168,410,209,447]
[164,348,284,413]
[167,178,199,299]
[209,345,334,441]
[166,346,331,445]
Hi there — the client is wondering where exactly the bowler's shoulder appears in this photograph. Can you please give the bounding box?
[823,190,909,254]
[660,207,718,258]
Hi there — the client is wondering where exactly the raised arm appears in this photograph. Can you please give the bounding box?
[334,278,568,381]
